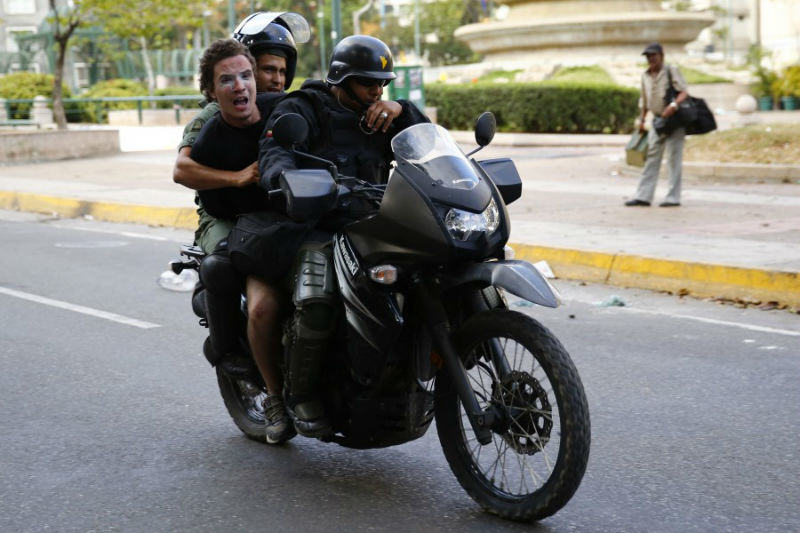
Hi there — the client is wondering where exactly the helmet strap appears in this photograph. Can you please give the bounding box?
[338,80,371,112]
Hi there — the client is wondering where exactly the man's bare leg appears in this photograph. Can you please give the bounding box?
[245,276,283,394]
[245,276,295,443]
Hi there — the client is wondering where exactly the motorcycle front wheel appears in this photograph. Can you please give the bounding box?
[216,367,267,443]
[435,309,590,522]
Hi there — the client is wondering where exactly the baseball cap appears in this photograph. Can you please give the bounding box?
[642,43,664,56]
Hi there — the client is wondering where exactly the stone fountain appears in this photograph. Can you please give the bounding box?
[455,0,715,65]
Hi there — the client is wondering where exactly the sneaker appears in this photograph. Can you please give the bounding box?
[263,395,296,444]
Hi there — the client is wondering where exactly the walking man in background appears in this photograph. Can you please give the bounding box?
[625,42,689,208]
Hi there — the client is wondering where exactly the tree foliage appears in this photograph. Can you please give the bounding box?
[366,0,481,66]
[45,0,204,127]
[87,0,204,93]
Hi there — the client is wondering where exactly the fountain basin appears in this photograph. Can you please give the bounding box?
[455,1,715,64]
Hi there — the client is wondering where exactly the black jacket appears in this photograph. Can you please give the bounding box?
[258,80,429,192]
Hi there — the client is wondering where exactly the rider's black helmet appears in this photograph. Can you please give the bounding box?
[326,35,397,86]
[233,12,310,89]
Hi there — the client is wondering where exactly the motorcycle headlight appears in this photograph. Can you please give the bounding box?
[444,198,500,241]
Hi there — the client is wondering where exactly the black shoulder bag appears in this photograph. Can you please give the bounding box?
[655,66,716,136]
[227,211,312,283]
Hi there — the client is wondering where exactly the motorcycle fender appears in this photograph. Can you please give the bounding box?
[449,260,562,308]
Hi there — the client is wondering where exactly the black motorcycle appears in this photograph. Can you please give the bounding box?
[173,112,590,522]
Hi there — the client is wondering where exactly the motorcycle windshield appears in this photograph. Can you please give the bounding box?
[391,123,480,191]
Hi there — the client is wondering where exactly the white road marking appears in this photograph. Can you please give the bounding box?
[0,286,160,329]
[48,223,170,241]
[566,298,800,337]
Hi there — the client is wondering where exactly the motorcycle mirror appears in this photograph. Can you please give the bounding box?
[474,112,496,147]
[466,112,497,157]
[272,113,309,149]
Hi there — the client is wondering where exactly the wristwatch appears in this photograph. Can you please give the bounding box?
[669,101,679,109]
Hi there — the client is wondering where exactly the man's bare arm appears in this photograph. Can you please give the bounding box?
[639,85,648,133]
[173,147,258,190]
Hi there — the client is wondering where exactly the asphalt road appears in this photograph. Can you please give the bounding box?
[0,211,798,533]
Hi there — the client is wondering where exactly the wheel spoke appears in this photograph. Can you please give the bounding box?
[522,452,544,487]
[514,447,531,494]
[510,416,555,473]
[444,316,587,507]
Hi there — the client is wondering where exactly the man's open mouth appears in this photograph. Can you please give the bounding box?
[233,96,249,109]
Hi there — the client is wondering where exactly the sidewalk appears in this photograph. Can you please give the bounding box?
[0,133,798,308]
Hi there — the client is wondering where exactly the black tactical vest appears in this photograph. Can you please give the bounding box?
[289,83,392,185]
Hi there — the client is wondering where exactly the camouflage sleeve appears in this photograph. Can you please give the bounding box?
[177,102,220,152]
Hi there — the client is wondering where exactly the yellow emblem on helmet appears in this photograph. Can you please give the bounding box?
[380,56,387,69]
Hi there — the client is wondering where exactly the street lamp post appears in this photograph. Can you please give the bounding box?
[228,0,236,35]
[318,1,327,75]
[331,0,342,45]
[414,0,420,58]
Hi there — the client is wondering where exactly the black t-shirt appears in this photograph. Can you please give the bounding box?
[192,92,282,219]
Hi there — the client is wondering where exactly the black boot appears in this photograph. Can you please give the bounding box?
[285,326,332,438]
[200,253,244,367]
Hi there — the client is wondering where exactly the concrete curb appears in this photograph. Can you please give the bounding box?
[3,190,798,308]
[683,161,800,182]
[620,162,800,183]
[451,130,628,148]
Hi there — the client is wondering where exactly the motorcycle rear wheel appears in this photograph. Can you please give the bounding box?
[435,309,590,522]
[216,367,267,443]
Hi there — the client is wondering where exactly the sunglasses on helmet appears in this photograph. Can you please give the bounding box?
[351,76,391,88]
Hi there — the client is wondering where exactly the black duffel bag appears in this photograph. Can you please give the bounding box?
[227,211,312,282]
[685,97,717,135]
[653,96,717,136]
[655,65,717,136]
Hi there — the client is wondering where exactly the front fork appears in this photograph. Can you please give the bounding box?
[412,279,502,445]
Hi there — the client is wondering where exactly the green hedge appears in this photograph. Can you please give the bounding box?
[426,81,639,134]
[0,72,71,119]
[77,79,147,122]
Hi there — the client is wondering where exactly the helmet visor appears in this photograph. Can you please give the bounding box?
[234,12,311,43]
[351,76,392,88]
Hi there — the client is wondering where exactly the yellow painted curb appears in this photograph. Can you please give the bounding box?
[0,191,197,230]
[511,242,800,308]
[2,190,798,307]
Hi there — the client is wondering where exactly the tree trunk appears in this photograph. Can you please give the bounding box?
[48,0,79,130]
[52,37,70,130]
[140,36,157,109]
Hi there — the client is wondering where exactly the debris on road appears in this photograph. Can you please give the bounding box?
[598,295,626,307]
[157,269,198,292]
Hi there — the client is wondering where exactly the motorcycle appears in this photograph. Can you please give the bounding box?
[172,112,590,521]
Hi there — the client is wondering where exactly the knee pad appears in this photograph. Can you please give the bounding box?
[191,286,207,319]
[292,246,337,336]
[200,252,241,296]
[293,247,336,308]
